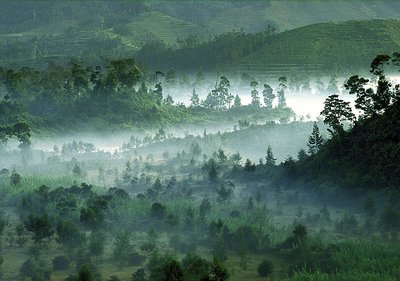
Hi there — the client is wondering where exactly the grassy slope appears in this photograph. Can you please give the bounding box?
[266,0,400,31]
[233,19,400,71]
[132,12,202,46]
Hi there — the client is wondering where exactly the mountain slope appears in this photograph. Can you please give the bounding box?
[1,1,400,37]
[0,2,400,71]
[265,0,400,31]
[232,19,400,75]
[297,100,400,189]
[135,19,400,75]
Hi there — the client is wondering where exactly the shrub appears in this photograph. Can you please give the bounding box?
[10,172,21,186]
[150,202,166,219]
[257,258,274,277]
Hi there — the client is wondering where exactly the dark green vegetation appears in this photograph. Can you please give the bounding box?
[1,53,400,280]
[137,19,400,73]
[0,101,400,281]
[236,20,400,74]
[1,1,400,74]
[1,2,400,281]
[290,53,400,189]
[0,58,294,134]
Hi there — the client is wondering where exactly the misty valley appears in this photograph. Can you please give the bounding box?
[0,1,400,281]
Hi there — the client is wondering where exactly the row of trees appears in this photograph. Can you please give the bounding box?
[0,57,296,132]
[137,28,276,71]
[199,76,287,110]
[0,58,186,130]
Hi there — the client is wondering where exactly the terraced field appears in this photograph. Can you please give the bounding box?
[229,19,400,76]
[132,12,204,46]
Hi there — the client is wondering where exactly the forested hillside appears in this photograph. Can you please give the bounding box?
[1,3,400,281]
[296,99,400,189]
[0,58,294,135]
[278,53,400,189]
[136,19,400,74]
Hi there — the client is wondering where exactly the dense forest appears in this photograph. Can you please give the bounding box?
[0,57,294,134]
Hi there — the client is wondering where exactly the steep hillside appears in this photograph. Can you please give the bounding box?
[298,100,400,189]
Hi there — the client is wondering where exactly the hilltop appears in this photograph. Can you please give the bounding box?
[1,1,400,70]
[233,19,400,75]
[135,19,400,75]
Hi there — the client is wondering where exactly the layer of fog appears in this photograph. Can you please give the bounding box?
[1,75,361,176]
[162,75,358,119]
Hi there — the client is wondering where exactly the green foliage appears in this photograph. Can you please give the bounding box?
[286,240,400,281]
[56,220,85,254]
[73,164,83,177]
[216,184,233,203]
[265,145,276,166]
[262,84,275,109]
[205,158,219,181]
[78,264,95,281]
[138,29,274,71]
[208,259,230,281]
[307,122,324,155]
[297,98,400,189]
[257,258,274,277]
[150,202,167,219]
[181,253,211,281]
[10,172,22,186]
[88,231,106,259]
[0,121,31,151]
[112,231,144,266]
[24,214,54,244]
[0,210,6,237]
[20,257,51,281]
[241,20,400,73]
[132,268,146,281]
[203,76,232,110]
[320,94,355,136]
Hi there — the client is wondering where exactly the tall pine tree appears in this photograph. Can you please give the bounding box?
[307,122,324,155]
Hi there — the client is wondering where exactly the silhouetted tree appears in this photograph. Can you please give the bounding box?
[265,145,276,166]
[190,88,200,107]
[250,80,260,107]
[320,94,355,136]
[233,94,241,107]
[277,76,287,108]
[307,122,324,155]
[262,83,275,109]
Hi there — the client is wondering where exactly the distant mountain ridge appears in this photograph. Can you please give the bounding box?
[0,1,399,72]
[1,1,400,37]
